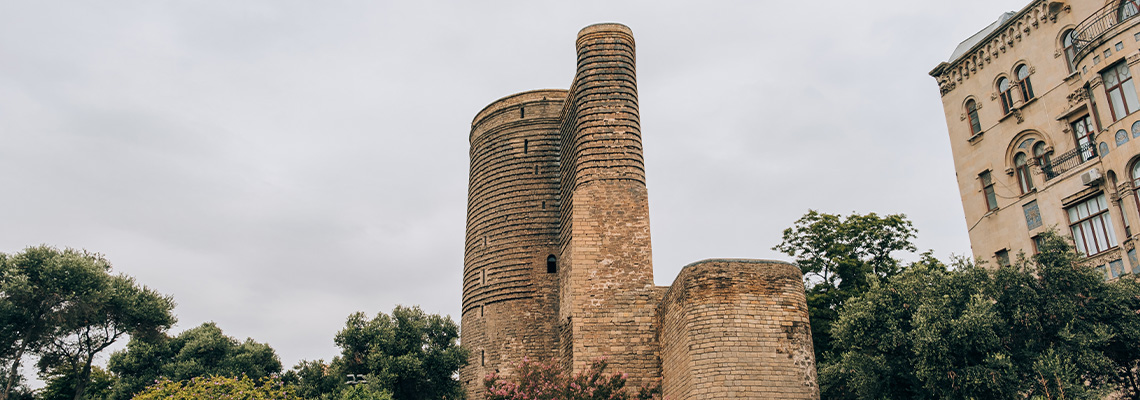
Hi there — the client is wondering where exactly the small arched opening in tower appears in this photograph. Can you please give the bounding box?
[546,255,557,273]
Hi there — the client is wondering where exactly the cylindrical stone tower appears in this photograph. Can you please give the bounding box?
[557,23,659,386]
[462,89,568,398]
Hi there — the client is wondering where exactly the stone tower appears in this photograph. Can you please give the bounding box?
[462,23,820,400]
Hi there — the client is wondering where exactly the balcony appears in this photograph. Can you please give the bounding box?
[1035,142,1097,181]
[1073,1,1140,57]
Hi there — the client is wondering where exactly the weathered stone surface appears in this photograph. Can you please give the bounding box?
[462,23,819,400]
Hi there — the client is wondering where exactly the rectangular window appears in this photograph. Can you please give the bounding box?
[981,171,998,212]
[995,249,1011,267]
[1067,193,1119,256]
[1102,62,1140,121]
[1032,235,1045,254]
[1072,115,1097,162]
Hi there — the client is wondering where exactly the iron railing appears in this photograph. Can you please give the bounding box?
[1073,0,1140,55]
[1036,142,1097,181]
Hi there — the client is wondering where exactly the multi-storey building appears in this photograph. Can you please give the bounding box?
[462,23,819,400]
[931,0,1140,278]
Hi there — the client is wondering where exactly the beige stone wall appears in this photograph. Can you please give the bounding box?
[931,0,1140,269]
[462,89,568,398]
[659,260,818,400]
[463,23,819,400]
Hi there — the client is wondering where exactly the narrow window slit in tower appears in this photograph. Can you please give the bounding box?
[520,107,525,118]
[481,350,485,366]
[524,139,529,154]
[480,305,484,316]
[547,255,557,273]
[481,269,486,285]
[534,165,539,174]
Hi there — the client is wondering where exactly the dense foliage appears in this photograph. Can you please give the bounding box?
[37,366,114,400]
[483,358,660,400]
[330,305,467,400]
[132,375,296,400]
[772,210,918,362]
[0,246,175,400]
[107,322,282,399]
[821,231,1140,399]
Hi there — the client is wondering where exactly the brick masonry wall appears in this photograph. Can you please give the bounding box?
[557,24,660,386]
[463,23,819,400]
[658,260,819,400]
[463,89,568,399]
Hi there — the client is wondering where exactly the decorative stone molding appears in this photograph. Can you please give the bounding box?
[1014,109,1025,123]
[1128,52,1140,66]
[930,0,1061,97]
[1089,76,1104,89]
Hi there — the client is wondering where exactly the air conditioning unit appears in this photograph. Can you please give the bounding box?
[1080,168,1103,186]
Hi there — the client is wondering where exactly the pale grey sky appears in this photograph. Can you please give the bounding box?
[0,0,1028,377]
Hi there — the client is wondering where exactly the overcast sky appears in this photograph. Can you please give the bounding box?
[0,0,1031,377]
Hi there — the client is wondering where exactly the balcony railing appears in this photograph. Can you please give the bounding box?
[1035,142,1097,181]
[1073,1,1140,55]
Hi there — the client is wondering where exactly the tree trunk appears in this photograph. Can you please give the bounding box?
[71,357,92,400]
[1,343,27,400]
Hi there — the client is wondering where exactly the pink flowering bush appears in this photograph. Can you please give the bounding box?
[484,358,661,400]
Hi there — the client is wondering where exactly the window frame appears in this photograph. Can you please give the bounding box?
[1063,30,1077,73]
[1133,160,1140,217]
[1016,64,1034,102]
[1101,62,1140,121]
[1121,0,1140,21]
[1015,152,1034,194]
[981,171,998,212]
[1066,193,1119,256]
[966,99,982,135]
[1073,115,1098,162]
[998,77,1015,114]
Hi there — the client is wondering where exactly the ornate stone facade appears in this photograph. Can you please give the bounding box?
[930,0,1140,278]
[462,23,819,400]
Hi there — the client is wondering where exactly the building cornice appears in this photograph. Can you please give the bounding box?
[930,1,1070,97]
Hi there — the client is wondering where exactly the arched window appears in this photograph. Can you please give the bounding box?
[1016,65,1034,101]
[1133,160,1140,215]
[1015,152,1035,194]
[1062,30,1077,72]
[1121,0,1140,21]
[998,77,1014,114]
[966,99,982,135]
[1033,141,1053,178]
[546,255,557,273]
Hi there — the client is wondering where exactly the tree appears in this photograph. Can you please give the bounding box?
[132,375,296,400]
[107,322,282,399]
[821,231,1140,399]
[772,210,917,363]
[483,358,661,400]
[280,359,342,400]
[38,365,115,400]
[332,305,468,400]
[0,246,176,400]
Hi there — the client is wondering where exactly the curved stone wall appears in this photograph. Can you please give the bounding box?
[659,259,819,400]
[462,89,568,398]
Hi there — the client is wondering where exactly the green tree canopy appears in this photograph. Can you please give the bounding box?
[332,305,467,400]
[773,210,917,363]
[132,375,296,400]
[38,365,115,400]
[107,322,282,400]
[0,246,175,400]
[822,231,1140,399]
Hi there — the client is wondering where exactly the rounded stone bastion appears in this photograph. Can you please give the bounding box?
[657,259,819,400]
